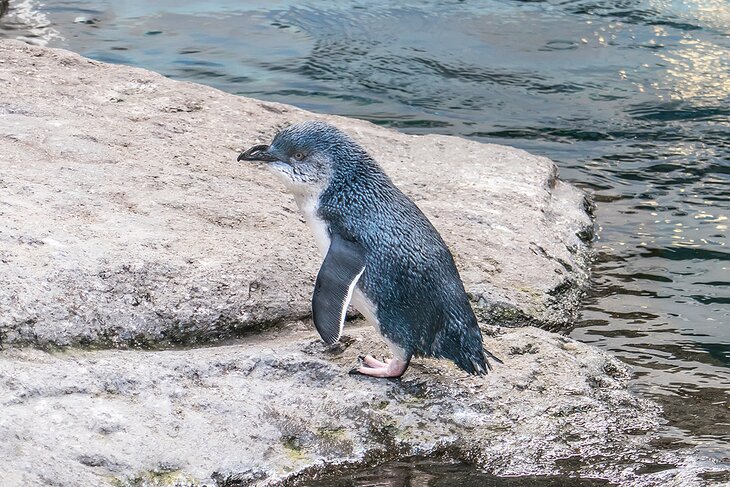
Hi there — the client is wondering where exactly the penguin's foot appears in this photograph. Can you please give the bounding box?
[361,354,390,368]
[351,355,408,378]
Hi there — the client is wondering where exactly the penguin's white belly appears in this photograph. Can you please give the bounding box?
[352,289,406,361]
[295,192,331,255]
[351,289,379,329]
[305,213,331,256]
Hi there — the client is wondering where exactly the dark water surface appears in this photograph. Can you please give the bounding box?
[296,458,615,487]
[2,0,728,474]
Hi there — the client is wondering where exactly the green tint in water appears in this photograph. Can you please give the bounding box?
[1,0,728,464]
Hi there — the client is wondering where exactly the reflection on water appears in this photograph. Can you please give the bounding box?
[657,37,730,103]
[1,0,728,462]
[0,0,61,45]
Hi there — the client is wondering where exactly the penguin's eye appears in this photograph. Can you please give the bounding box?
[293,152,305,161]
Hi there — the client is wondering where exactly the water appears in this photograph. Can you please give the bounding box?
[296,458,614,487]
[2,0,728,472]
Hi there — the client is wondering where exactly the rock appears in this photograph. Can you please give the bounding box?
[0,39,591,349]
[0,323,720,487]
[0,40,725,486]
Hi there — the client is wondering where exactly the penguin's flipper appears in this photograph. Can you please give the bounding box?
[312,233,366,345]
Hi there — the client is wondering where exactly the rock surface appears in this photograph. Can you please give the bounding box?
[0,40,590,349]
[0,40,725,486]
[0,322,721,487]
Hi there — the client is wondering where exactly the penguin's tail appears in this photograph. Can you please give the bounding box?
[456,345,503,376]
[482,347,504,370]
[431,318,503,375]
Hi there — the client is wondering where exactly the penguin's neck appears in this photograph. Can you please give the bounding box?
[290,185,331,257]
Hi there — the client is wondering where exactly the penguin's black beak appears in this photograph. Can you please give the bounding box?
[237,144,278,163]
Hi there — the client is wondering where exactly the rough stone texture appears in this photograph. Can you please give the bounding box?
[1,40,726,486]
[0,39,591,349]
[0,323,723,487]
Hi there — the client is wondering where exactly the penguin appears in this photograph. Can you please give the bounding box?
[238,121,501,378]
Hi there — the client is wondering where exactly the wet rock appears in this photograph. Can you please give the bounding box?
[0,39,591,348]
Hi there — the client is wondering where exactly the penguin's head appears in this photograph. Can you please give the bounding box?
[238,121,366,190]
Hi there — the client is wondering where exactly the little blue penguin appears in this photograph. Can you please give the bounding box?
[238,121,501,378]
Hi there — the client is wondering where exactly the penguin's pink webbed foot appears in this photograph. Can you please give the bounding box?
[362,355,390,368]
[352,356,409,378]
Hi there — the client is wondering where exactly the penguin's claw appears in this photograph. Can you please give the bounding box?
[362,355,388,368]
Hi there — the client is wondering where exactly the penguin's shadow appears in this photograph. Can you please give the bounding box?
[300,334,356,356]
